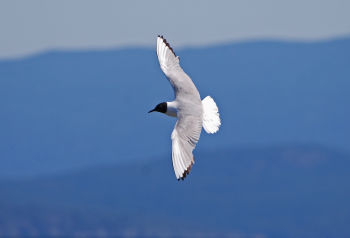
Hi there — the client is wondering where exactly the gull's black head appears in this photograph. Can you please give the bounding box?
[148,102,167,113]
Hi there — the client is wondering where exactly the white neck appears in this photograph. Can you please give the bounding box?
[166,101,178,117]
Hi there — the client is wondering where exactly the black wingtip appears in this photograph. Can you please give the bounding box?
[177,161,194,181]
[157,35,177,57]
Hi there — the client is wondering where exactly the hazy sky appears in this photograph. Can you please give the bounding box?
[1,0,349,59]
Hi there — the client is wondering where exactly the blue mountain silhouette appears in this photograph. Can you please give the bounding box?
[0,38,349,177]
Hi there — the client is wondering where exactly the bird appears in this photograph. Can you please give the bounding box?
[149,36,221,180]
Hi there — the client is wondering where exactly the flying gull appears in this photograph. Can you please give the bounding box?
[149,36,221,180]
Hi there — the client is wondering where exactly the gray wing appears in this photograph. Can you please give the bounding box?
[156,36,201,101]
[157,36,203,180]
[171,110,203,180]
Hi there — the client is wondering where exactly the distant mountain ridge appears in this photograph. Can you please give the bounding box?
[0,38,349,177]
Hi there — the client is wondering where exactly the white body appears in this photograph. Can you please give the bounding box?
[166,98,220,134]
[165,101,178,117]
[156,36,221,180]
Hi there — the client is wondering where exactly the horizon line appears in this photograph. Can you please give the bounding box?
[1,34,349,62]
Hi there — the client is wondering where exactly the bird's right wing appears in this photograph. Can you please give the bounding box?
[171,112,203,180]
[156,36,199,99]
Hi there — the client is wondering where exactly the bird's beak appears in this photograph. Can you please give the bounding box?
[148,109,155,113]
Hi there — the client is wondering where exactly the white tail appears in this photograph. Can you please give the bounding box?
[202,96,221,134]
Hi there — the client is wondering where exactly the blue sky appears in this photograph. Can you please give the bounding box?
[1,0,349,59]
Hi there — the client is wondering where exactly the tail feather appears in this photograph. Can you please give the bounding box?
[202,96,221,134]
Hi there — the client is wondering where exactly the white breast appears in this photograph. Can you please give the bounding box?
[166,101,178,117]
